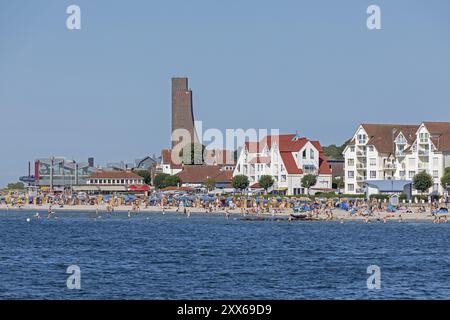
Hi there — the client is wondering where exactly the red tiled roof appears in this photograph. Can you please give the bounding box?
[318,156,332,175]
[176,165,233,184]
[280,152,302,174]
[246,134,310,153]
[89,171,144,180]
[250,183,261,188]
[160,186,194,191]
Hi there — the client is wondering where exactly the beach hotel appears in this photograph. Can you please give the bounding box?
[233,133,332,195]
[343,122,450,197]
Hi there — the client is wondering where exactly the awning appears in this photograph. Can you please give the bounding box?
[365,180,412,193]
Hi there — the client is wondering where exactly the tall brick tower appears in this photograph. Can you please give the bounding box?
[171,77,198,148]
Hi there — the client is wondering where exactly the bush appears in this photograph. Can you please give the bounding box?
[413,172,433,193]
[369,194,390,201]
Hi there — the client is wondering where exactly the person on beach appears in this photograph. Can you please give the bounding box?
[47,206,53,219]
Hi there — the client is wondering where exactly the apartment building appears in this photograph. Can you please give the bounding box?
[343,122,450,195]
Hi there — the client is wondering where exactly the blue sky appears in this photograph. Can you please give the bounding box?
[1,0,450,186]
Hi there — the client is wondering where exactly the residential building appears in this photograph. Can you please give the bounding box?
[161,149,183,175]
[343,122,450,195]
[233,133,333,195]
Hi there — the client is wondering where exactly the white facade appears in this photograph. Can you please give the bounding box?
[344,123,450,195]
[233,134,332,195]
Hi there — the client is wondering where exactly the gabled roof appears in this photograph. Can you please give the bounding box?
[361,124,420,154]
[246,134,309,153]
[280,152,303,174]
[423,122,450,152]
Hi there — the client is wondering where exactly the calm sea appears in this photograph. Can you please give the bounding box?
[0,210,449,299]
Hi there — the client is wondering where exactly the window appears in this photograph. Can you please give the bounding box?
[369,158,376,166]
[370,171,376,179]
[368,146,374,152]
[310,149,314,159]
[302,150,306,159]
[348,171,355,179]
[281,175,286,182]
[419,132,429,143]
[348,184,355,192]
[358,134,366,144]
[399,171,406,178]
[347,159,354,166]
[408,171,415,179]
[350,146,355,152]
[433,170,439,178]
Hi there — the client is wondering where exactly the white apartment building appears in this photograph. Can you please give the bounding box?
[343,122,450,195]
[233,133,332,195]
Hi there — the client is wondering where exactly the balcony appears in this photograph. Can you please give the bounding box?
[356,151,366,158]
[418,149,429,156]
[383,163,396,170]
[395,150,405,157]
[356,163,366,170]
[356,176,366,182]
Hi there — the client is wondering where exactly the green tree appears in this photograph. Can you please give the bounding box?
[232,175,249,191]
[180,143,206,165]
[204,178,216,191]
[332,177,345,190]
[134,170,152,185]
[413,172,433,194]
[259,175,274,192]
[164,175,181,187]
[301,174,317,195]
[6,182,25,190]
[445,167,450,176]
[441,172,450,189]
[322,139,350,161]
[154,173,170,189]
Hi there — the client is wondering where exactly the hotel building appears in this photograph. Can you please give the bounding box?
[233,133,332,195]
[343,122,450,195]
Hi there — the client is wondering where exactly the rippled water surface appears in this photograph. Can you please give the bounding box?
[0,210,449,299]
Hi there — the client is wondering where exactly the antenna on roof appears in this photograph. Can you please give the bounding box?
[292,131,301,142]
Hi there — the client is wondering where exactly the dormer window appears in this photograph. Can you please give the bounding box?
[419,132,429,143]
[357,134,367,144]
[396,134,406,144]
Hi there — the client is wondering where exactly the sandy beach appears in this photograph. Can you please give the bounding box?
[0,203,444,222]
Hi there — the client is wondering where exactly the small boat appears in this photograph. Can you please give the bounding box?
[289,214,310,220]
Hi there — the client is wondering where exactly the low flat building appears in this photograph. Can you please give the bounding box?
[176,165,233,189]
[32,157,96,191]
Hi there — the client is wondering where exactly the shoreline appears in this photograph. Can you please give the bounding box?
[0,204,443,222]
